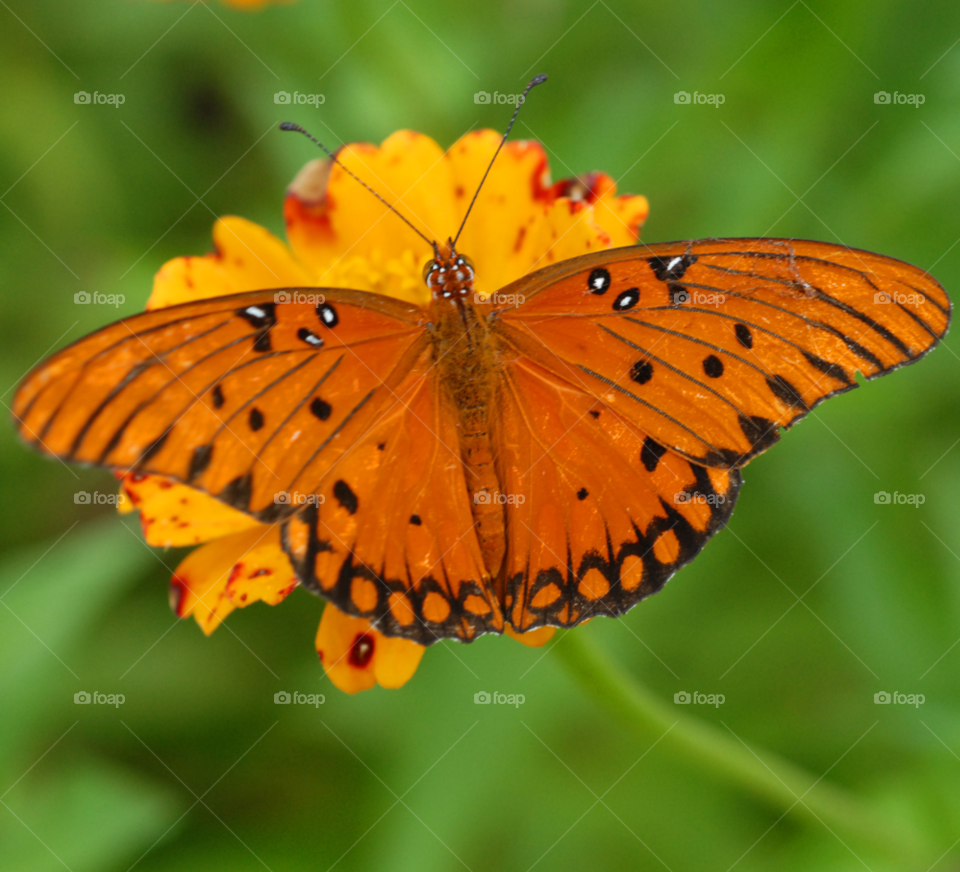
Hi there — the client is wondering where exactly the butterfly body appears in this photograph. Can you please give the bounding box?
[13,239,950,645]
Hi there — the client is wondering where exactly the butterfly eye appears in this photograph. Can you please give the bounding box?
[423,259,439,283]
[458,255,474,270]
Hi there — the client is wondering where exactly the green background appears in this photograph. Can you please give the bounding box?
[2,0,959,869]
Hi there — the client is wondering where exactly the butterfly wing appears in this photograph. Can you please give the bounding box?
[490,238,948,630]
[13,289,430,521]
[494,238,950,468]
[13,288,503,644]
[280,365,504,644]
[492,351,741,631]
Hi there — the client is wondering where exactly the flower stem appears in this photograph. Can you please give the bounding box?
[554,629,926,860]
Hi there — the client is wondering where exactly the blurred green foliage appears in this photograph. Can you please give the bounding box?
[2,0,960,869]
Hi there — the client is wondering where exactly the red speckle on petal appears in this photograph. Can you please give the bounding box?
[250,568,272,578]
[158,480,173,490]
[169,576,187,616]
[455,185,465,198]
[348,633,375,668]
[513,226,526,252]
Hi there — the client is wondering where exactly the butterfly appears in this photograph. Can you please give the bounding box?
[11,78,951,648]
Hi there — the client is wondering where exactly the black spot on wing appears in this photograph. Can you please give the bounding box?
[317,303,339,327]
[253,332,272,353]
[333,480,358,515]
[734,323,753,349]
[613,288,640,311]
[576,488,588,500]
[310,397,332,421]
[298,327,323,348]
[630,360,653,384]
[766,375,808,410]
[648,254,697,282]
[212,384,224,408]
[220,471,253,510]
[588,268,611,294]
[237,303,276,330]
[703,355,724,378]
[249,408,264,431]
[641,437,667,472]
[802,351,852,386]
[410,514,422,525]
[189,444,213,480]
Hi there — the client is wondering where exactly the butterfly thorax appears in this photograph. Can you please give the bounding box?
[429,272,507,582]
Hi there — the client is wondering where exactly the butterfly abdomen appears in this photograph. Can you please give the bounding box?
[432,299,507,580]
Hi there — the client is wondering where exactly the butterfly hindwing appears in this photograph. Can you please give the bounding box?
[495,238,949,468]
[492,353,740,631]
[280,364,503,644]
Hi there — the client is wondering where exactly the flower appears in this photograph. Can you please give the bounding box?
[123,128,649,693]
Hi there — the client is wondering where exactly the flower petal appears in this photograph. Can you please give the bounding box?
[120,473,260,547]
[284,131,454,305]
[315,603,425,694]
[504,624,556,648]
[148,216,312,310]
[171,524,297,635]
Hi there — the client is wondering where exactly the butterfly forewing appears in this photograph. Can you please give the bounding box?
[13,289,430,520]
[495,239,950,468]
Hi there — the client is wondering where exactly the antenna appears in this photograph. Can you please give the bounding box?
[451,73,548,249]
[279,122,438,255]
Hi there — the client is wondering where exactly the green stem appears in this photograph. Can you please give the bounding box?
[555,629,927,861]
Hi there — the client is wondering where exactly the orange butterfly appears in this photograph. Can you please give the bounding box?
[11,79,951,653]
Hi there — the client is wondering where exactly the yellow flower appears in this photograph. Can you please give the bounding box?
[123,128,648,693]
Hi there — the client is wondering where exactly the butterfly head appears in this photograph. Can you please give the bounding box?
[423,239,475,300]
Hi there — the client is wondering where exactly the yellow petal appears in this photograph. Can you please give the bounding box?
[171,524,296,635]
[315,603,425,694]
[120,473,260,547]
[504,624,556,647]
[148,216,312,310]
